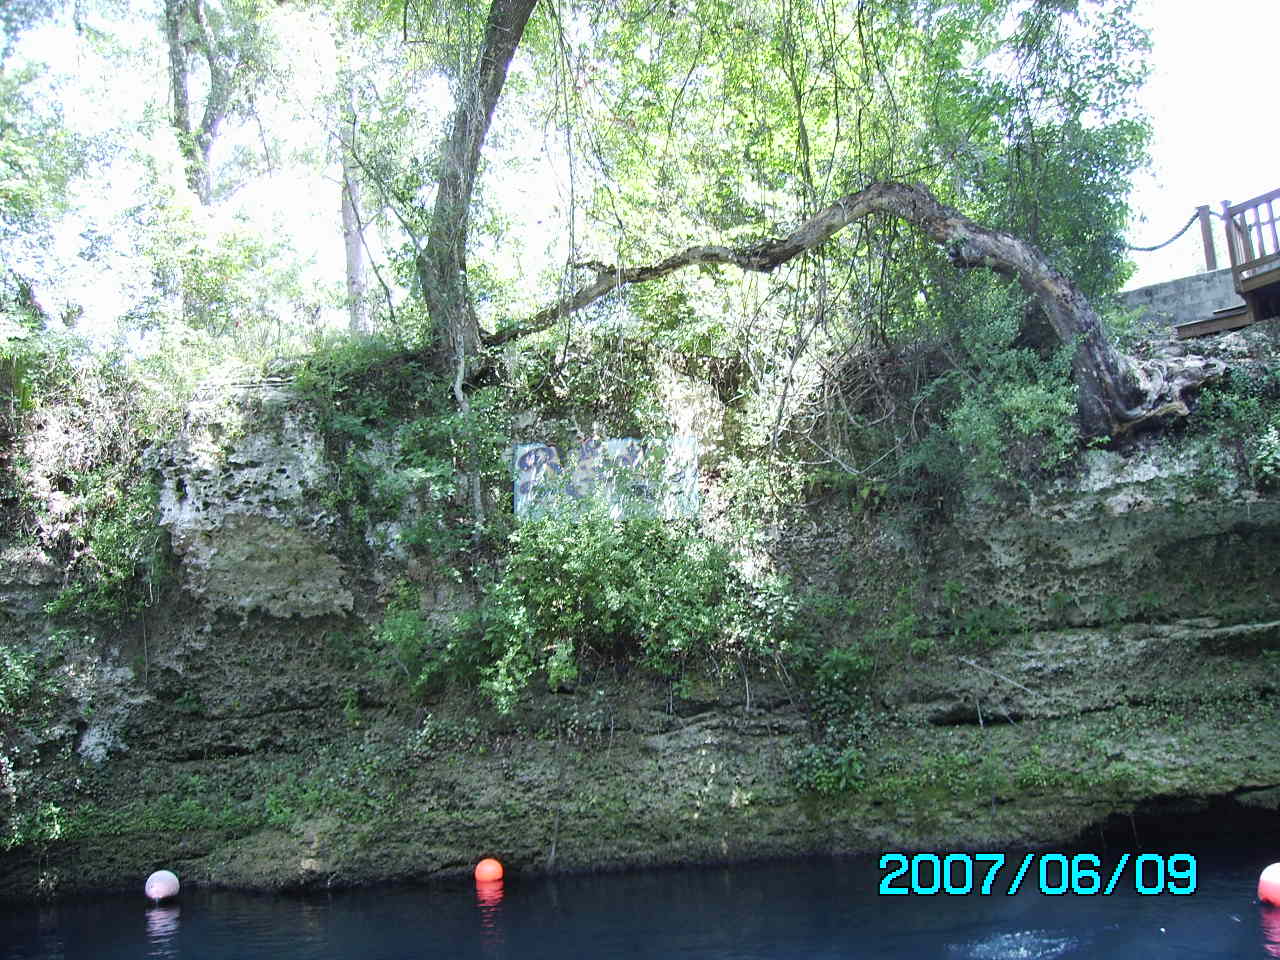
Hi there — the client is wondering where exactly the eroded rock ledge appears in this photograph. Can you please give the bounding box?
[150,380,353,619]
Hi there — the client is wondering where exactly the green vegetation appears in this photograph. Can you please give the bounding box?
[479,506,789,708]
[291,335,512,556]
[368,504,794,713]
[43,476,167,624]
[1,324,173,626]
[1192,364,1280,492]
[788,742,866,796]
[1,642,65,851]
[66,794,259,840]
[0,644,41,720]
[5,0,1279,899]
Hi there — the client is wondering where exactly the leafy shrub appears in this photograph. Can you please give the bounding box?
[454,503,788,711]
[2,325,175,626]
[807,643,874,725]
[483,508,703,703]
[1192,366,1280,491]
[505,328,666,439]
[0,645,39,719]
[4,802,65,852]
[1253,422,1280,491]
[879,281,1081,509]
[940,340,1078,489]
[45,476,170,624]
[293,335,512,552]
[1196,381,1270,436]
[788,742,865,795]
[1,643,66,852]
[1,317,40,453]
[370,581,489,698]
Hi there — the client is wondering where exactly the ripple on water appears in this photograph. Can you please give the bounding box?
[948,929,1081,960]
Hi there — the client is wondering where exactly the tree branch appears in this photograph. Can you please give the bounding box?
[492,181,1223,437]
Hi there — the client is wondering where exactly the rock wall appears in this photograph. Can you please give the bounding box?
[149,379,353,619]
[1118,268,1243,330]
[4,360,1280,901]
[952,444,1280,627]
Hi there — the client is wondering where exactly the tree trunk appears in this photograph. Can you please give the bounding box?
[493,181,1223,437]
[341,161,369,334]
[416,0,538,365]
[414,0,538,539]
[163,0,196,194]
[338,75,369,334]
[188,0,229,205]
[162,0,231,205]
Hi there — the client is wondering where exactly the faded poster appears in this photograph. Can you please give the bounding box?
[512,436,699,520]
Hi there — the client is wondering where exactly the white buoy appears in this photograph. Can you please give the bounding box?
[145,870,180,902]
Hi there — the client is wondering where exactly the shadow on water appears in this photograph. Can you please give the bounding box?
[475,879,504,950]
[1079,794,1280,854]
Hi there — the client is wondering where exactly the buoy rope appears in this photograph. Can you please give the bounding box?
[1126,210,1205,252]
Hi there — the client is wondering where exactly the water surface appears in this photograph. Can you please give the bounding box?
[4,852,1278,959]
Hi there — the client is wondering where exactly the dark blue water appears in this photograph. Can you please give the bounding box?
[4,854,1280,959]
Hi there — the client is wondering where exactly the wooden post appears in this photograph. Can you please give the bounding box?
[1197,205,1216,270]
[1222,200,1236,268]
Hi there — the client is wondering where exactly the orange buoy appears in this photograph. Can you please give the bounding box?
[474,858,504,883]
[1261,863,1280,906]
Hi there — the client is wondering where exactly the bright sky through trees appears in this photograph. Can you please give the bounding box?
[15,4,562,346]
[14,0,1276,336]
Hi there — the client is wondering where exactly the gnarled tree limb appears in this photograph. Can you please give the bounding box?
[491,181,1224,437]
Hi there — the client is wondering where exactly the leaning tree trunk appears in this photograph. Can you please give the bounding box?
[415,0,538,538]
[417,0,539,365]
[491,181,1223,438]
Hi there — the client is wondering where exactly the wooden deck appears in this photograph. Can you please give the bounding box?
[1172,188,1280,338]
[1175,303,1252,340]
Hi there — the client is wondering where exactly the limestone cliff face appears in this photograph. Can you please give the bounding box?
[958,445,1280,628]
[150,379,353,619]
[3,362,1280,901]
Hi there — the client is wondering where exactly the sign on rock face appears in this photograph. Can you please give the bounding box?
[513,436,699,520]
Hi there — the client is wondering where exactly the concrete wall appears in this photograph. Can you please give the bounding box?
[1118,267,1243,330]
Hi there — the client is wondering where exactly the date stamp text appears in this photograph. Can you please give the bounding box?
[878,853,1197,896]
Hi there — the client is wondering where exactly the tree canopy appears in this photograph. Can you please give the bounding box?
[0,0,1224,492]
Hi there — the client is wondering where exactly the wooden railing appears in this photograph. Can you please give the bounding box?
[1224,187,1280,295]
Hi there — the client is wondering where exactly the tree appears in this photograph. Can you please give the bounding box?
[394,0,538,533]
[0,0,58,62]
[162,0,271,204]
[0,63,83,314]
[337,70,370,334]
[494,181,1222,437]
[413,0,538,369]
[398,0,1216,439]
